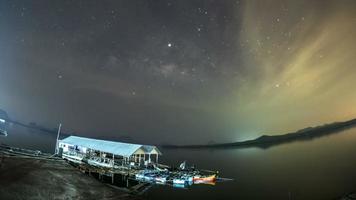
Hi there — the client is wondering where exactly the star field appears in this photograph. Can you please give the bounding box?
[0,0,356,144]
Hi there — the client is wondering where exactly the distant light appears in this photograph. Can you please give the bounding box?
[0,119,5,123]
[167,43,172,47]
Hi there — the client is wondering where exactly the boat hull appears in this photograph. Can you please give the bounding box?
[193,174,216,183]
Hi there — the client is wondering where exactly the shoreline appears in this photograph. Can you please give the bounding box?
[162,118,356,149]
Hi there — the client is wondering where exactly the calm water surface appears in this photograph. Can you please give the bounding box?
[2,125,356,200]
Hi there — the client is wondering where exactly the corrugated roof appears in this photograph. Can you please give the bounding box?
[59,136,161,157]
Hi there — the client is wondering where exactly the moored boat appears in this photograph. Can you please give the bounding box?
[133,162,220,188]
[135,170,159,182]
[193,174,217,183]
[155,175,168,183]
[172,178,186,185]
[172,174,193,185]
[62,153,83,164]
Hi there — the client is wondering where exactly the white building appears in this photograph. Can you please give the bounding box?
[59,136,162,168]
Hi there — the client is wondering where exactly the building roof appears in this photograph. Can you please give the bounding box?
[142,145,162,155]
[59,136,161,157]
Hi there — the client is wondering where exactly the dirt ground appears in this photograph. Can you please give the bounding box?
[0,155,139,200]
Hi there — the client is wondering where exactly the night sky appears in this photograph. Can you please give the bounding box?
[0,0,356,144]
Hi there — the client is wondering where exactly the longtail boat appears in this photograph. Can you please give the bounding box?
[193,174,217,183]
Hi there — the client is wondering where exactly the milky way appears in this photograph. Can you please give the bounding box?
[0,0,355,144]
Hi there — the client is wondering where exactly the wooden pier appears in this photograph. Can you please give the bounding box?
[70,160,151,193]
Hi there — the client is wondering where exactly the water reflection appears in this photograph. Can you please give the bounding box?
[148,128,356,200]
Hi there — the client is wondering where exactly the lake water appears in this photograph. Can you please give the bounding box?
[2,125,356,199]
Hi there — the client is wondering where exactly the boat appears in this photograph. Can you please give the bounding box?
[193,174,217,183]
[155,174,168,183]
[173,183,186,188]
[133,162,220,188]
[172,178,186,185]
[194,180,216,185]
[135,170,159,182]
[135,173,146,180]
[62,153,84,164]
[87,159,114,168]
[172,174,193,185]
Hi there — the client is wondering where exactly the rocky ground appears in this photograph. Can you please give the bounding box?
[0,151,139,200]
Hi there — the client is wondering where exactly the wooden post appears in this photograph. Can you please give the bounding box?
[144,154,146,166]
[156,154,158,163]
[112,173,114,184]
[54,123,62,155]
[138,154,141,166]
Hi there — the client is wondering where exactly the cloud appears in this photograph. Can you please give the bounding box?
[218,0,356,137]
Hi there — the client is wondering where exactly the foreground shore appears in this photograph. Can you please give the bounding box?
[0,148,138,200]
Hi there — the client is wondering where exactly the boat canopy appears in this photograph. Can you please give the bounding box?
[59,136,161,157]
